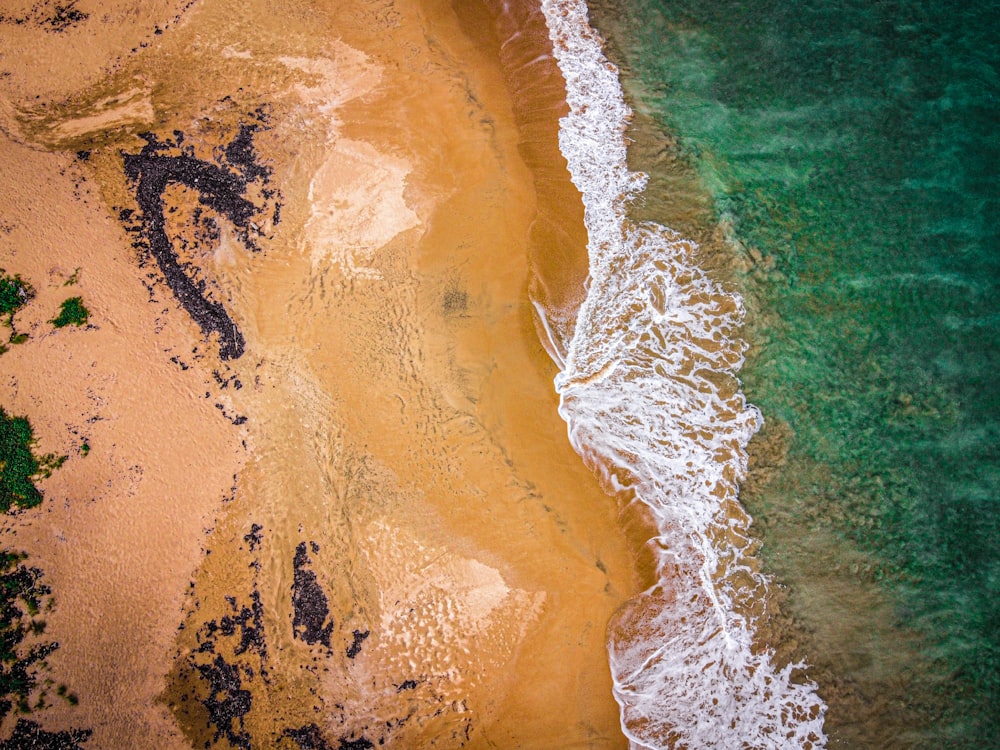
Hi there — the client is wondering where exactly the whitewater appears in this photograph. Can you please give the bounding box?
[538,1,829,747]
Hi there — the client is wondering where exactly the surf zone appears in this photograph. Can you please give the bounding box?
[538,1,829,747]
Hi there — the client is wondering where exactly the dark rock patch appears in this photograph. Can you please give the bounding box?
[41,2,87,32]
[121,118,280,360]
[0,1,89,33]
[0,555,85,736]
[195,655,251,750]
[242,524,262,553]
[0,552,58,718]
[282,725,374,750]
[169,522,274,749]
[282,724,333,750]
[291,543,334,649]
[198,590,268,670]
[337,738,374,750]
[178,586,268,748]
[222,121,274,187]
[0,719,91,749]
[345,629,369,659]
[442,284,468,316]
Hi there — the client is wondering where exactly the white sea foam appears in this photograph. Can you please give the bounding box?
[539,1,828,746]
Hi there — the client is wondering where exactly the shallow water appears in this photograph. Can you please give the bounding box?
[586,0,1000,746]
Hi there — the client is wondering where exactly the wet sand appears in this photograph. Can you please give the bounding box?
[0,0,637,747]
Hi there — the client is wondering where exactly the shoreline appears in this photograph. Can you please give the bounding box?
[480,0,593,362]
[540,0,828,746]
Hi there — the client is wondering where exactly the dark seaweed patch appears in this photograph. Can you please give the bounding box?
[50,297,88,328]
[0,408,68,513]
[0,270,35,351]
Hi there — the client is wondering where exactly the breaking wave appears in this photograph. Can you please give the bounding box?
[538,1,828,746]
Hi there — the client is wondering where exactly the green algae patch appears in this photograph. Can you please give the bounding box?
[0,273,34,320]
[0,271,35,353]
[0,409,65,513]
[50,297,89,328]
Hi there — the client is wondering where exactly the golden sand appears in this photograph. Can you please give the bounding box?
[0,0,638,747]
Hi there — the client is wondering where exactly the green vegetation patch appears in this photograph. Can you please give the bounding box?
[0,408,65,513]
[0,271,35,352]
[0,272,34,319]
[50,297,88,329]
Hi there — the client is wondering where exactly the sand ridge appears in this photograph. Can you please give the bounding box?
[0,0,637,747]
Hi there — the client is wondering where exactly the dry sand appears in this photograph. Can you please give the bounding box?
[0,0,638,747]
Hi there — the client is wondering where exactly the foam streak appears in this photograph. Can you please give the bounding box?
[538,1,828,746]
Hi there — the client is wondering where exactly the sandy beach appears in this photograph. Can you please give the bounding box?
[0,0,638,747]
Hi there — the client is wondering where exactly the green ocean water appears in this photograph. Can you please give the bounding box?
[586,0,999,746]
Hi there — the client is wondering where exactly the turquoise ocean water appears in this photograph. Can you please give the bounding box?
[583,0,999,746]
